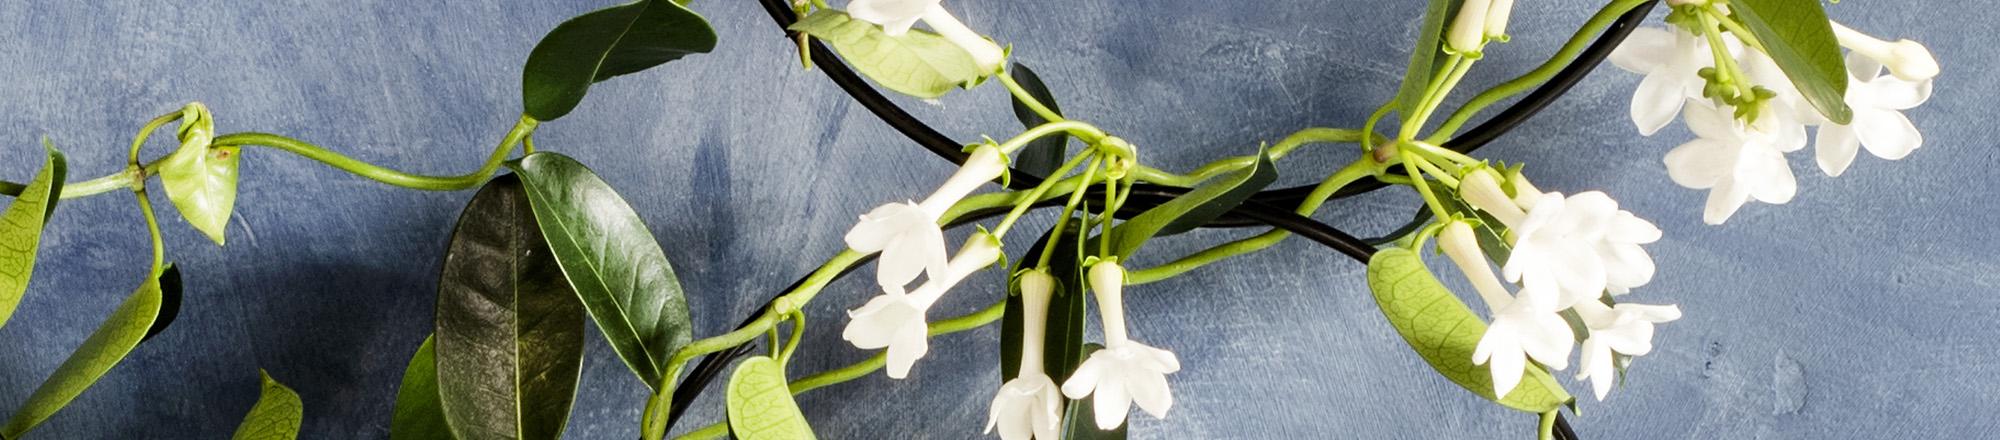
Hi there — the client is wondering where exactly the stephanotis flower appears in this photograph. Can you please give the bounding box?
[1611,26,1737,136]
[846,0,1005,73]
[1572,299,1682,401]
[845,144,1006,291]
[1459,172,1662,303]
[1438,222,1574,398]
[1814,53,1934,177]
[1663,99,1805,225]
[985,269,1064,440]
[843,232,1003,378]
[1444,0,1515,56]
[1830,21,1939,83]
[1060,261,1179,430]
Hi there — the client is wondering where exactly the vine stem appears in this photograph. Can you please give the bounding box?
[1426,0,1652,142]
[1125,157,1374,284]
[997,70,1063,123]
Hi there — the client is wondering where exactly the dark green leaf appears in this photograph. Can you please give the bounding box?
[0,143,66,330]
[1058,344,1126,439]
[1108,150,1277,256]
[1008,63,1067,178]
[1,267,175,437]
[231,370,303,440]
[1732,0,1851,124]
[521,0,718,120]
[790,10,988,99]
[725,356,815,440]
[1001,222,1088,383]
[1394,0,1467,119]
[159,110,239,246]
[390,336,453,440]
[433,175,588,440]
[508,152,692,390]
[1365,248,1572,413]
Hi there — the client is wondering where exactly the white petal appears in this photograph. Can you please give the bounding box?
[1600,242,1656,292]
[884,322,930,378]
[842,204,910,252]
[1605,211,1662,244]
[1845,52,1885,82]
[1061,356,1105,399]
[1520,313,1576,370]
[1702,179,1752,225]
[1598,322,1657,356]
[842,295,910,348]
[1855,76,1933,110]
[846,0,938,35]
[1618,303,1683,323]
[1611,27,1675,73]
[1815,123,1861,177]
[1127,369,1174,419]
[1743,146,1797,205]
[1664,139,1733,190]
[1092,377,1130,430]
[1682,100,1740,142]
[1854,108,1922,160]
[1479,333,1527,398]
[1631,73,1687,136]
[1578,338,1616,401]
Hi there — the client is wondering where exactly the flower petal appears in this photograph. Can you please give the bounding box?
[1703,179,1752,225]
[1854,108,1922,160]
[1127,368,1174,419]
[1682,100,1739,142]
[884,321,931,379]
[1092,378,1130,430]
[1631,73,1687,136]
[1743,146,1797,205]
[1815,123,1861,177]
[1061,355,1105,399]
[1611,27,1675,73]
[1664,139,1733,189]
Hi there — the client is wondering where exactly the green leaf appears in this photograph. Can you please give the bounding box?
[158,130,240,246]
[0,143,65,330]
[1058,344,1126,439]
[1364,248,1572,413]
[1007,63,1067,178]
[433,175,588,440]
[1001,222,1087,383]
[2,266,178,437]
[790,10,989,99]
[390,336,453,440]
[508,152,692,390]
[1108,150,1277,256]
[521,0,718,120]
[1394,0,1467,119]
[231,370,303,440]
[725,356,815,440]
[1731,0,1851,124]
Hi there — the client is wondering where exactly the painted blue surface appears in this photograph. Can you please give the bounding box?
[2,1,1994,438]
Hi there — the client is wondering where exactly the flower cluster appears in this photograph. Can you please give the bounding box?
[1613,8,1937,224]
[1447,170,1683,400]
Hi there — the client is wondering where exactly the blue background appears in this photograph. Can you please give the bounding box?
[2,1,1994,438]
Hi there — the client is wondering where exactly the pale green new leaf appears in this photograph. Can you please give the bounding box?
[158,132,240,246]
[1365,248,1572,413]
[231,370,303,440]
[1,267,177,437]
[790,10,988,99]
[725,356,815,440]
[1732,0,1851,124]
[0,142,66,329]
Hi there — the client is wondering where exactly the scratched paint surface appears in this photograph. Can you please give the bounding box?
[1,1,1995,438]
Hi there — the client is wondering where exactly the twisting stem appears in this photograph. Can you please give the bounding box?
[997,70,1064,123]
[1427,0,1651,141]
[210,115,538,191]
[133,189,165,277]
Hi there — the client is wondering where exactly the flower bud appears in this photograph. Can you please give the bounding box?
[921,7,1006,74]
[1459,169,1527,227]
[1446,0,1494,56]
[1483,0,1515,43]
[919,143,1008,216]
[1830,21,1938,82]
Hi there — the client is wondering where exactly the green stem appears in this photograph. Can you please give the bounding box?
[1038,155,1101,268]
[210,115,538,191]
[1426,0,1649,141]
[997,71,1064,123]
[1127,127,1370,188]
[1403,55,1474,139]
[1124,158,1374,284]
[133,189,165,277]
[993,148,1095,238]
[1402,151,1454,220]
[997,121,1105,155]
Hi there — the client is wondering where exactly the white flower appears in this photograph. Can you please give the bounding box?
[846,144,1006,290]
[986,269,1064,440]
[1060,261,1178,430]
[1458,170,1527,228]
[1441,222,1575,398]
[1662,100,1805,225]
[847,0,1005,73]
[1505,191,1662,306]
[1830,21,1938,82]
[843,232,1003,378]
[1446,0,1494,55]
[1815,53,1933,177]
[1572,300,1682,401]
[1611,26,1736,136]
[1484,0,1515,42]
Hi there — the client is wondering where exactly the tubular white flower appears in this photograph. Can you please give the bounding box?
[1441,220,1574,397]
[1459,170,1527,228]
[1060,261,1179,430]
[1829,21,1938,82]
[847,0,939,36]
[1484,0,1515,42]
[1572,300,1682,401]
[1662,100,1803,225]
[1815,53,1933,177]
[1504,191,1661,307]
[1440,221,1513,309]
[846,144,1007,290]
[920,7,1006,74]
[986,269,1063,440]
[843,232,1003,378]
[1446,0,1494,56]
[1611,26,1735,136]
[847,0,1005,73]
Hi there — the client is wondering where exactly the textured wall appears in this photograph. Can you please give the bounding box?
[1,1,1993,438]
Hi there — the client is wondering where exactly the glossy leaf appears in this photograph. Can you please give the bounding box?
[1731,0,1851,124]
[1365,248,1572,413]
[509,152,692,390]
[1008,63,1068,178]
[0,143,65,329]
[1108,150,1276,256]
[1058,344,1125,439]
[159,108,239,246]
[434,175,588,440]
[1001,222,1087,383]
[790,10,988,99]
[1394,0,1467,119]
[725,356,815,440]
[231,370,303,440]
[1,267,179,437]
[521,0,718,120]
[390,336,453,440]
